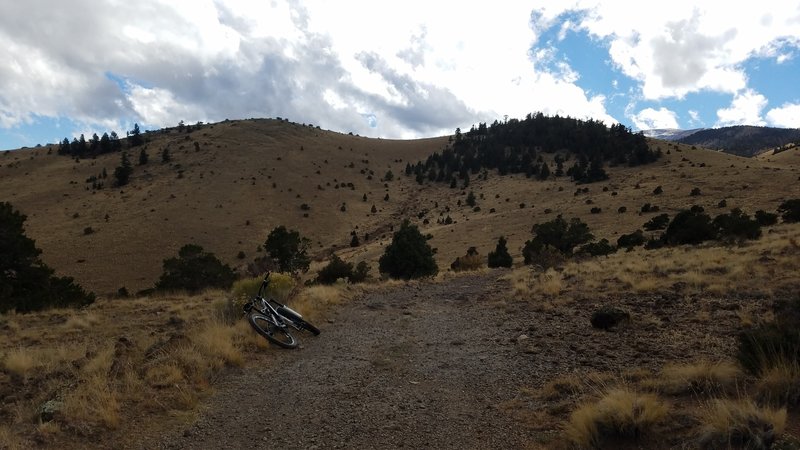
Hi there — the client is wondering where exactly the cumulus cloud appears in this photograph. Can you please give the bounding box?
[631,107,679,130]
[715,90,768,127]
[539,0,798,100]
[0,0,621,141]
[766,103,800,128]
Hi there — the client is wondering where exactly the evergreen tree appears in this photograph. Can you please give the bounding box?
[138,148,149,165]
[264,226,311,273]
[466,191,476,207]
[129,123,143,147]
[538,162,550,180]
[113,152,133,186]
[161,148,171,163]
[115,152,133,184]
[0,202,94,312]
[155,244,236,294]
[488,236,513,268]
[379,220,438,279]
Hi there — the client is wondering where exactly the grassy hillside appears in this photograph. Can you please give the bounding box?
[1,118,798,295]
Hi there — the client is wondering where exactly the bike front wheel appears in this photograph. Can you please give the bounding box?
[248,313,298,349]
[295,318,321,336]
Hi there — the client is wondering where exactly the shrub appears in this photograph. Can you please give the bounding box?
[778,199,800,223]
[317,255,355,284]
[697,399,786,450]
[523,216,593,260]
[690,187,702,196]
[264,226,311,273]
[450,250,483,272]
[653,185,663,195]
[617,230,646,249]
[578,239,616,256]
[379,220,438,279]
[565,388,668,448]
[713,208,762,242]
[643,213,670,231]
[349,262,370,283]
[738,298,800,376]
[155,244,237,294]
[590,207,602,214]
[662,210,716,246]
[488,236,513,268]
[755,210,778,226]
[618,206,627,214]
[0,202,95,313]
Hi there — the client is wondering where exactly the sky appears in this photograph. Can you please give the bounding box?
[1,1,799,150]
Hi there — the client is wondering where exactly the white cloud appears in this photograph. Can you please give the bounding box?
[631,107,679,130]
[715,90,767,126]
[766,103,800,128]
[538,0,799,100]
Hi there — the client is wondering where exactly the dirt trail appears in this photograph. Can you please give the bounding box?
[151,273,547,449]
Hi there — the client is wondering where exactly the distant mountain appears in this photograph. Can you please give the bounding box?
[642,128,705,141]
[675,125,800,157]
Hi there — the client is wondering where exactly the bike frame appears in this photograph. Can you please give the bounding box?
[249,276,302,331]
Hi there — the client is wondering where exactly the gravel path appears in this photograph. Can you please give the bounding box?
[153,273,543,449]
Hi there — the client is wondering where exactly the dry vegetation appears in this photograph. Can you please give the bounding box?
[500,221,800,448]
[0,278,357,449]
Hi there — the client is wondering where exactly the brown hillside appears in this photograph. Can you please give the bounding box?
[1,118,798,295]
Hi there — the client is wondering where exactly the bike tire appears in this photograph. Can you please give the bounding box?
[248,313,298,349]
[296,319,321,336]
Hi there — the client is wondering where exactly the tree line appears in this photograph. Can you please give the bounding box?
[57,124,144,158]
[406,113,659,185]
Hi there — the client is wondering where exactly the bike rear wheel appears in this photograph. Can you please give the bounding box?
[248,313,298,349]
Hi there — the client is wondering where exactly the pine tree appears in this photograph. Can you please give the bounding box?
[0,202,94,312]
[114,152,133,186]
[488,236,513,268]
[138,148,149,165]
[378,220,438,279]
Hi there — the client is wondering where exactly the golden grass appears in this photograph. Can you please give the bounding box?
[555,224,800,298]
[288,284,353,323]
[506,267,564,298]
[564,388,669,448]
[62,375,121,430]
[655,361,741,395]
[0,425,25,450]
[697,398,786,449]
[62,312,100,331]
[2,345,86,380]
[756,359,800,407]
[192,320,244,369]
[2,348,38,379]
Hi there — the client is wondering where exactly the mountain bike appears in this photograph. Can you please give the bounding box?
[243,273,320,349]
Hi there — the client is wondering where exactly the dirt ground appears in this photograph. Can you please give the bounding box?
[134,270,786,450]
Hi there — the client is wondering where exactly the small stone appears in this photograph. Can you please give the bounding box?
[517,334,529,343]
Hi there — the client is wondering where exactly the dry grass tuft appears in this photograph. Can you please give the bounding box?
[63,312,101,331]
[697,398,786,450]
[657,361,741,395]
[564,388,669,448]
[757,359,800,407]
[62,375,121,430]
[193,320,244,369]
[0,424,26,450]
[2,348,38,379]
[288,284,352,323]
